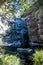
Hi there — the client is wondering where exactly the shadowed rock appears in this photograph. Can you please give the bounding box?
[2,18,28,50]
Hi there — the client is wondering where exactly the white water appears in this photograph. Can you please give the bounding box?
[0,17,9,34]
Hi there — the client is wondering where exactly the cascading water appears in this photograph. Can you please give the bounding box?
[0,16,9,45]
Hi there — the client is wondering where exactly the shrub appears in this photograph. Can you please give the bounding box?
[0,54,24,65]
[33,50,43,65]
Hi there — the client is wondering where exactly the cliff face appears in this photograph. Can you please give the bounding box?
[21,3,43,43]
[26,13,43,43]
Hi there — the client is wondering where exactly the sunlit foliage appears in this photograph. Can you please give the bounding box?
[0,0,37,17]
[33,50,43,65]
[0,54,24,65]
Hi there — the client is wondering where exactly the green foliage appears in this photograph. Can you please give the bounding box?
[0,54,24,65]
[33,50,43,65]
[0,59,3,65]
[19,0,30,12]
[0,1,14,16]
[38,0,43,5]
[0,0,37,17]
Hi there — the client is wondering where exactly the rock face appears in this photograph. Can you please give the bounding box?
[2,18,28,48]
[23,13,43,43]
[25,15,38,43]
[38,14,43,41]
